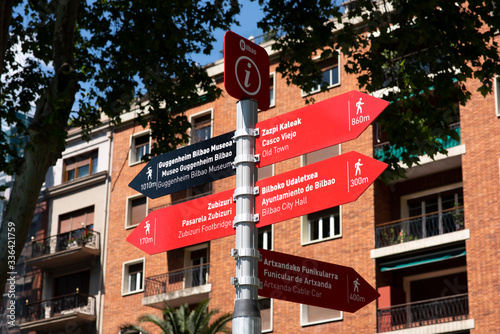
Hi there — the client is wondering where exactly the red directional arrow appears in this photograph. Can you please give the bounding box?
[256,90,389,167]
[256,151,387,227]
[126,189,236,255]
[259,249,380,313]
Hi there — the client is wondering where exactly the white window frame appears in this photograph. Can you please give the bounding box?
[189,109,213,144]
[259,297,273,333]
[258,225,274,250]
[129,130,151,166]
[301,206,342,245]
[495,76,500,117]
[301,52,341,97]
[125,194,148,229]
[269,72,276,108]
[122,258,145,296]
[300,304,343,327]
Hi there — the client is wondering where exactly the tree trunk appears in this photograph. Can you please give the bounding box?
[0,0,80,294]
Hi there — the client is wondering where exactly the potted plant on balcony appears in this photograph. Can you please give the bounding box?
[81,229,94,246]
[453,203,465,230]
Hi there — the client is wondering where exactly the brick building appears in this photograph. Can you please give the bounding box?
[100,29,500,334]
[6,21,500,334]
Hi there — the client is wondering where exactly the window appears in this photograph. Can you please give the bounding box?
[302,54,340,96]
[54,271,90,297]
[59,206,94,234]
[495,76,500,117]
[126,195,147,228]
[63,150,98,182]
[258,226,273,250]
[58,207,94,248]
[269,72,276,108]
[257,164,273,181]
[303,145,340,166]
[301,305,342,326]
[171,182,213,205]
[303,206,341,244]
[191,112,212,143]
[123,259,144,295]
[260,298,273,332]
[403,266,467,303]
[302,145,342,244]
[184,245,209,288]
[188,247,208,287]
[405,187,464,237]
[130,132,150,164]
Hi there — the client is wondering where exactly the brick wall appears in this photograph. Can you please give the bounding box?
[461,75,500,333]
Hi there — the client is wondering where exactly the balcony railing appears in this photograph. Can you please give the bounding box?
[374,123,461,161]
[144,264,210,297]
[377,293,469,332]
[23,292,95,323]
[26,228,100,259]
[375,206,464,248]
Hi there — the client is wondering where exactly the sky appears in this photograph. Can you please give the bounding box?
[191,0,265,66]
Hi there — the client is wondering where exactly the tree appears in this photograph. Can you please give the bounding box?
[257,0,500,180]
[2,0,500,292]
[121,299,232,334]
[0,0,240,293]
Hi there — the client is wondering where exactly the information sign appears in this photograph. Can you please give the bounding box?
[259,249,380,313]
[224,31,270,111]
[256,90,389,167]
[129,132,236,199]
[126,189,236,255]
[256,151,387,227]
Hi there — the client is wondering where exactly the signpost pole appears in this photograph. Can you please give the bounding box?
[232,99,261,334]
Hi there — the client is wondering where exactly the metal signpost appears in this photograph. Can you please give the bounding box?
[127,30,390,334]
[225,30,269,334]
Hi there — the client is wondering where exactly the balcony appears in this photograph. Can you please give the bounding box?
[377,294,472,332]
[25,228,100,269]
[142,264,211,309]
[374,123,461,162]
[20,293,96,332]
[375,206,465,248]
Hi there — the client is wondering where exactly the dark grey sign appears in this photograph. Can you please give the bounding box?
[129,131,235,199]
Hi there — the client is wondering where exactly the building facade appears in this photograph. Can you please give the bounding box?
[101,32,500,334]
[10,121,113,334]
[5,26,500,334]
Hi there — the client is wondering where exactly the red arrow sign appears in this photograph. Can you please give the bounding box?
[256,151,387,227]
[256,90,389,167]
[259,249,380,313]
[126,189,236,255]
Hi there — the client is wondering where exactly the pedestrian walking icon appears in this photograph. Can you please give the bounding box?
[145,221,151,234]
[146,166,153,180]
[355,159,363,176]
[356,98,364,114]
[353,278,360,292]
